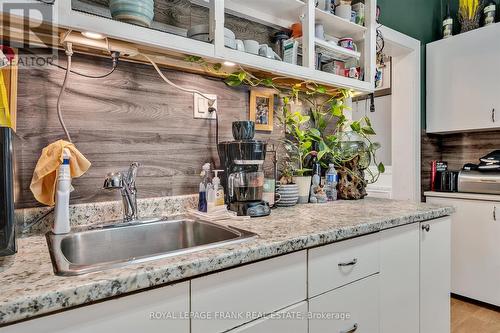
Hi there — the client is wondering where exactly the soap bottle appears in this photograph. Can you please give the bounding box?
[213,170,225,206]
[198,163,211,212]
[53,148,71,234]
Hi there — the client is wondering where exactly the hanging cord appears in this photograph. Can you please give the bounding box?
[209,108,219,145]
[57,43,73,142]
[50,51,120,79]
[141,54,217,108]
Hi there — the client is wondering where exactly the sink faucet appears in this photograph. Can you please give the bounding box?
[103,163,140,222]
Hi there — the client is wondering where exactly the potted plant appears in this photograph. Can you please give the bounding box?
[280,103,315,204]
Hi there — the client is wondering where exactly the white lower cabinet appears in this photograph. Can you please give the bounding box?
[2,281,190,333]
[309,274,380,333]
[379,223,420,333]
[191,251,307,333]
[420,217,451,333]
[427,196,500,306]
[3,218,453,333]
[225,302,308,333]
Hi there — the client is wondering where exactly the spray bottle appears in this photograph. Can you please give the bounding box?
[53,148,71,234]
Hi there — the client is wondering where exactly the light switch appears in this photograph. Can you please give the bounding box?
[193,94,217,119]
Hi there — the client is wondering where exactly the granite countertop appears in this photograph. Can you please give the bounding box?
[0,197,454,326]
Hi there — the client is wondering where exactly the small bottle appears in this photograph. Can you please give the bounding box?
[484,1,496,26]
[325,164,338,201]
[442,4,453,39]
[213,170,225,206]
[53,148,72,234]
[206,182,216,212]
[198,163,211,212]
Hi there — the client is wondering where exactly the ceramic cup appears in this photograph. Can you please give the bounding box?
[335,4,352,20]
[243,40,260,55]
[338,37,357,51]
[315,24,325,40]
[235,39,245,52]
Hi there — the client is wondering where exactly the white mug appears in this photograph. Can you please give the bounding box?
[243,40,259,55]
[259,44,274,58]
[235,39,245,52]
[315,24,325,40]
[335,4,352,20]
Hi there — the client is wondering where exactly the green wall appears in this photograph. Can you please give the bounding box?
[377,0,446,127]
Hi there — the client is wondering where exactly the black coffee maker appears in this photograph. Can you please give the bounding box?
[218,121,270,217]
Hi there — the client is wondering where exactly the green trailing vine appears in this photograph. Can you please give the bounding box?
[185,55,385,184]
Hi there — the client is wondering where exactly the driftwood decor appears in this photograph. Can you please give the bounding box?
[337,155,367,200]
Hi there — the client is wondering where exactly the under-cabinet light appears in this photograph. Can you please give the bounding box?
[81,31,106,40]
[223,61,236,67]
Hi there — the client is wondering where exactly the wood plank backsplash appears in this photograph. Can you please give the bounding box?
[15,51,284,208]
[421,130,500,196]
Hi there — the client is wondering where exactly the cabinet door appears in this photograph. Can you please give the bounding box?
[379,223,419,333]
[427,197,500,306]
[191,251,307,333]
[226,302,308,333]
[420,217,451,333]
[427,25,500,133]
[2,281,190,333]
[309,275,379,333]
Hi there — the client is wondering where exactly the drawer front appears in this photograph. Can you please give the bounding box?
[309,274,380,333]
[191,251,307,333]
[2,282,190,333]
[226,302,308,333]
[308,232,380,297]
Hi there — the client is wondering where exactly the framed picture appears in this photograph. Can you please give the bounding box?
[249,89,274,132]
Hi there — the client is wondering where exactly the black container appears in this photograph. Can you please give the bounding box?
[0,127,16,256]
[436,170,459,192]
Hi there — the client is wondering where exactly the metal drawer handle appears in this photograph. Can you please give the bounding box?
[493,108,496,123]
[338,258,358,267]
[340,323,358,333]
[422,224,430,232]
[494,207,497,221]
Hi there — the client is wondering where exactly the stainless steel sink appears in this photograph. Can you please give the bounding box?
[46,216,256,276]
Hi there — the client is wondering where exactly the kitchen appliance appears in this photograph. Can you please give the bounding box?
[458,170,500,194]
[0,127,16,256]
[218,121,270,217]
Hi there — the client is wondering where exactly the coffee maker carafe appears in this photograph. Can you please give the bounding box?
[218,121,270,217]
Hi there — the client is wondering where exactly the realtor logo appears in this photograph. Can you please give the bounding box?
[1,2,58,68]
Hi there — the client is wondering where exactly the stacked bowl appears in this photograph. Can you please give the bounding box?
[110,0,155,27]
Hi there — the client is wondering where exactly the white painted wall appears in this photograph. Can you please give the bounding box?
[352,95,392,166]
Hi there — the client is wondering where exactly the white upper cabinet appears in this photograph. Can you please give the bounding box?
[427,24,500,133]
[1,0,375,93]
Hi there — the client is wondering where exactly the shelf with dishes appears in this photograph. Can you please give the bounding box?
[315,6,367,41]
[0,0,375,94]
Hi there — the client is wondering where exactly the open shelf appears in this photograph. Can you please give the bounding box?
[191,0,305,29]
[315,8,366,40]
[315,38,360,61]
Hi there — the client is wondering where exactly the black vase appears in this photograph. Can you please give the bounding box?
[232,121,255,141]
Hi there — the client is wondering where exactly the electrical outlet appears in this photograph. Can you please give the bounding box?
[193,94,217,119]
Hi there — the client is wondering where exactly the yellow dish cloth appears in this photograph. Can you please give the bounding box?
[30,140,91,206]
[0,70,12,128]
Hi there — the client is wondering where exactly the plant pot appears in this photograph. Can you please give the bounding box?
[276,183,299,207]
[293,176,312,204]
[110,0,155,27]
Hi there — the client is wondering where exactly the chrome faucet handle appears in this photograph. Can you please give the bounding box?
[125,162,140,187]
[103,172,124,190]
